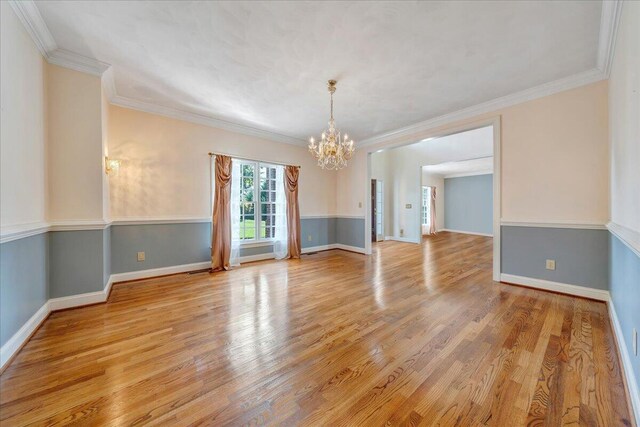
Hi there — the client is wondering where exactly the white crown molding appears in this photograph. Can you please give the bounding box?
[500,220,607,230]
[8,0,56,57]
[443,170,493,179]
[48,48,110,77]
[607,221,640,258]
[597,0,623,77]
[608,297,640,426]
[102,67,117,99]
[359,68,607,147]
[500,273,610,302]
[110,95,306,146]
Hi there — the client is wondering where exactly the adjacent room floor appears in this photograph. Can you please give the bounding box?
[0,232,633,425]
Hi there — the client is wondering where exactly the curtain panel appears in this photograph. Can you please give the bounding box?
[284,165,301,259]
[211,155,233,271]
[429,186,437,235]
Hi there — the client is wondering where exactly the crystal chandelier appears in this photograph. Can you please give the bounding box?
[308,80,355,170]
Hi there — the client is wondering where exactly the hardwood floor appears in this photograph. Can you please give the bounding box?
[0,232,634,426]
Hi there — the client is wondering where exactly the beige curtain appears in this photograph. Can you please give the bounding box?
[429,186,437,235]
[284,165,301,259]
[211,155,232,271]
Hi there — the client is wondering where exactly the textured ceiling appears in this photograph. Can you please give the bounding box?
[35,1,602,142]
[423,157,493,177]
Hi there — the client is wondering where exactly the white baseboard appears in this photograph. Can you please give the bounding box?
[334,244,366,254]
[384,236,420,244]
[239,253,276,263]
[110,261,211,283]
[48,289,106,311]
[608,298,640,426]
[302,244,336,253]
[441,228,493,237]
[500,273,610,301]
[0,302,49,370]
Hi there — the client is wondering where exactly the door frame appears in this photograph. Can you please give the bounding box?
[365,116,501,281]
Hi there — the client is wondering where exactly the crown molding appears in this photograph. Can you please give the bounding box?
[110,95,306,146]
[443,170,493,179]
[48,48,110,77]
[597,0,623,77]
[358,67,607,147]
[8,0,56,57]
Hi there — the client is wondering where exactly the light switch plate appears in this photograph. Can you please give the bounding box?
[545,259,556,270]
[137,251,145,262]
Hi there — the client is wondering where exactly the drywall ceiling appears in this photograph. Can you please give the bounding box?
[34,1,602,143]
[423,157,493,178]
[401,125,493,166]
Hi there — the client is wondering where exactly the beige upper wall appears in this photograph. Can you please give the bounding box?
[338,80,609,226]
[47,64,105,222]
[609,1,640,234]
[0,3,47,229]
[107,105,337,219]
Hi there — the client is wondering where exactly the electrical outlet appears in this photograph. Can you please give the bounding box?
[400,228,404,236]
[633,328,637,356]
[137,251,145,262]
[307,235,312,242]
[545,259,556,270]
[405,204,412,209]
[358,202,362,208]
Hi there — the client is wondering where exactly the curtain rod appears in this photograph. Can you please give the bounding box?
[208,152,300,169]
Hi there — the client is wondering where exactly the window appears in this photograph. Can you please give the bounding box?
[236,160,281,243]
[422,186,431,227]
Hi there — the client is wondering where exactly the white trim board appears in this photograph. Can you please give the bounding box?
[0,302,49,371]
[441,229,493,237]
[443,171,493,179]
[608,298,640,426]
[110,217,211,226]
[500,273,609,302]
[501,221,607,230]
[607,222,640,258]
[110,262,211,283]
[0,222,50,244]
[384,236,421,244]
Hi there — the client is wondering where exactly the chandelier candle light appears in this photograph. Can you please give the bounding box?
[308,80,355,170]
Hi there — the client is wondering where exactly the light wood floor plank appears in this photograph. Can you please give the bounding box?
[0,232,634,425]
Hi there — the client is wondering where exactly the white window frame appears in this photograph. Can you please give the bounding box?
[235,160,281,247]
[421,186,431,227]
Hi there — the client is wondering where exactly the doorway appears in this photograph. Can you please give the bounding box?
[366,117,501,281]
[371,179,385,242]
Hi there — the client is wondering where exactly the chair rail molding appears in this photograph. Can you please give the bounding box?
[501,220,607,230]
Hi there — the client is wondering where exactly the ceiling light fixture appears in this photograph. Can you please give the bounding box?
[308,80,355,170]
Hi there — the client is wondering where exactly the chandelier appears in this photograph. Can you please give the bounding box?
[308,80,355,170]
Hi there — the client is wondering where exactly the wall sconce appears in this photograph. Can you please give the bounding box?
[105,156,121,175]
